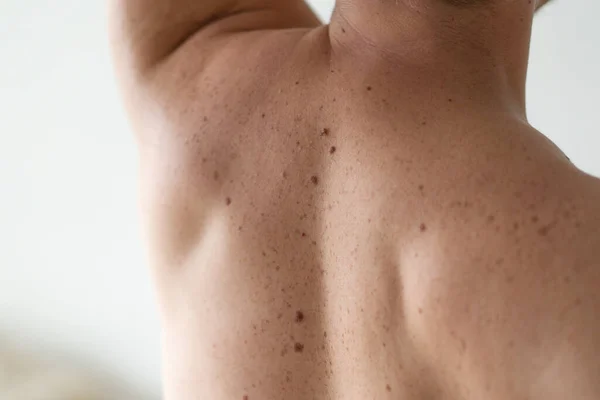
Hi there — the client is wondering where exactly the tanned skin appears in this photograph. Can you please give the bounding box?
[110,0,600,399]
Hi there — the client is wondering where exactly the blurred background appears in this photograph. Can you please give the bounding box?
[0,0,598,398]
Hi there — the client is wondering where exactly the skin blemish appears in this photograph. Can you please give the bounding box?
[513,222,520,231]
[330,146,337,154]
[243,395,249,400]
[295,311,305,323]
[448,98,453,103]
[203,116,208,122]
[418,308,423,314]
[386,384,392,392]
[213,171,220,181]
[487,215,495,223]
[294,343,304,353]
[420,223,427,232]
[367,86,372,91]
[311,176,319,185]
[225,197,232,206]
[342,27,346,33]
[321,128,330,136]
[295,81,300,85]
[531,215,539,223]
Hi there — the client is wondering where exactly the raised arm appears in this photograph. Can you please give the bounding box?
[108,0,320,78]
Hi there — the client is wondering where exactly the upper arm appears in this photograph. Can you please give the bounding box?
[108,0,320,78]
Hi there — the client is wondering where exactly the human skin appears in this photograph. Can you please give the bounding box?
[110,0,600,399]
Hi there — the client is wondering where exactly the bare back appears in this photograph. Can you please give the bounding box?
[112,7,600,399]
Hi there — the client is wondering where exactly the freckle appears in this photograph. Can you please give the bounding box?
[295,311,305,323]
[418,184,424,192]
[225,197,232,206]
[496,257,504,265]
[213,171,220,180]
[321,128,330,136]
[311,176,319,185]
[332,97,336,102]
[420,223,427,232]
[506,276,515,283]
[203,116,208,122]
[574,298,582,306]
[261,113,266,118]
[418,308,423,314]
[564,276,571,284]
[276,266,280,271]
[330,146,337,154]
[508,340,515,348]
[295,81,300,85]
[487,215,495,223]
[342,27,346,33]
[296,140,301,146]
[531,215,539,223]
[513,222,519,230]
[294,343,304,353]
[243,395,249,400]
[386,384,392,392]
[538,225,551,236]
[201,157,207,163]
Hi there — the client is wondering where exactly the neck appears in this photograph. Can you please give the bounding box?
[332,0,536,118]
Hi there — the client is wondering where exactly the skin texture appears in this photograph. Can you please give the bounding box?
[110,0,600,399]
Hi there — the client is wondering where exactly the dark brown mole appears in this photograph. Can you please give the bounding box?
[295,311,305,323]
[295,81,300,85]
[330,146,337,154]
[448,98,453,102]
[386,384,392,392]
[311,176,319,185]
[420,223,427,232]
[225,197,232,206]
[261,113,266,118]
[294,343,305,353]
[367,86,372,91]
[321,128,330,136]
[301,232,307,237]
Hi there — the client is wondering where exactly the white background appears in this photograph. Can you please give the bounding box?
[0,0,598,397]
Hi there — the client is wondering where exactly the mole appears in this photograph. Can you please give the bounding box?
[294,343,305,353]
[386,384,392,392]
[342,27,346,33]
[213,171,220,181]
[420,223,427,232]
[311,176,319,185]
[330,146,337,154]
[243,395,249,400]
[321,128,330,136]
[225,197,232,206]
[295,311,305,323]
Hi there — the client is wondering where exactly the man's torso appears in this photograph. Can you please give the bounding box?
[137,27,600,400]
